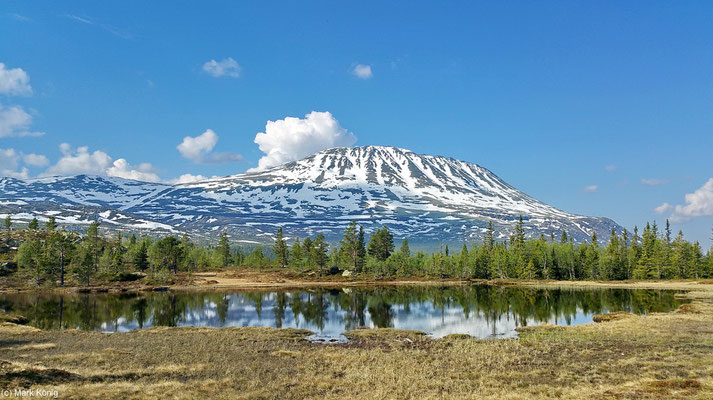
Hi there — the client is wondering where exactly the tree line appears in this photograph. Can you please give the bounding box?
[2,214,712,286]
[275,218,713,280]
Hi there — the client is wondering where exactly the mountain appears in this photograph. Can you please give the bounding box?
[0,146,622,246]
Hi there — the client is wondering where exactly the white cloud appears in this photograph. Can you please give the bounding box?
[107,159,161,182]
[42,144,160,182]
[177,129,242,164]
[664,178,713,222]
[0,103,43,137]
[605,165,617,172]
[352,64,373,79]
[583,185,598,193]
[22,153,49,167]
[0,148,28,179]
[654,202,672,214]
[251,111,357,171]
[0,62,32,96]
[42,145,112,176]
[641,178,669,186]
[202,58,240,78]
[169,173,209,185]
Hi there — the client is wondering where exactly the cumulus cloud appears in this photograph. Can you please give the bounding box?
[0,148,28,179]
[177,129,242,164]
[22,153,49,167]
[202,58,240,78]
[0,103,44,137]
[641,178,669,186]
[661,178,713,222]
[0,62,32,96]
[43,145,112,176]
[42,143,160,182]
[605,165,617,172]
[251,111,357,171]
[583,185,598,193]
[168,173,209,185]
[351,64,373,79]
[107,159,161,182]
[654,202,672,214]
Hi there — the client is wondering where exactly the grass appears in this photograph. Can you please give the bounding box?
[1,293,713,399]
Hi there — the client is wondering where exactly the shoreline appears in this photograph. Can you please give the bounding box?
[2,269,713,294]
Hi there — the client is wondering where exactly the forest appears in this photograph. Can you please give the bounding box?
[1,214,712,287]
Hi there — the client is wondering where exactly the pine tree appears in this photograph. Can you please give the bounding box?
[368,226,394,261]
[273,228,288,268]
[16,239,42,284]
[3,214,11,231]
[28,217,39,230]
[86,220,101,273]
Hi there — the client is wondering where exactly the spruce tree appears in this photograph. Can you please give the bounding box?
[302,237,314,269]
[290,237,303,269]
[84,220,102,273]
[45,216,57,231]
[459,243,469,278]
[485,221,495,250]
[311,234,328,272]
[339,221,359,270]
[399,238,410,258]
[134,239,149,271]
[356,227,366,272]
[273,228,288,268]
[217,232,231,268]
[28,217,39,230]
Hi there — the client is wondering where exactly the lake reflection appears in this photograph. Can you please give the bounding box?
[0,286,684,338]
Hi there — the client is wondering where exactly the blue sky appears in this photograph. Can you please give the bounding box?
[1,1,712,245]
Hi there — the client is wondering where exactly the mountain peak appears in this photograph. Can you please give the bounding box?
[0,146,622,245]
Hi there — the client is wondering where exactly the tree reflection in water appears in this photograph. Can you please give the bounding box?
[0,286,685,338]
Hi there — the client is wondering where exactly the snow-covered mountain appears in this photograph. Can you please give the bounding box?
[0,146,622,245]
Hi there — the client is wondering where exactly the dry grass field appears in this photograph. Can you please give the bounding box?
[1,287,712,399]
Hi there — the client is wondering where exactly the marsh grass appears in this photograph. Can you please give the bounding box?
[0,299,712,398]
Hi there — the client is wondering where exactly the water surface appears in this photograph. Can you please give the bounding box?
[0,286,684,339]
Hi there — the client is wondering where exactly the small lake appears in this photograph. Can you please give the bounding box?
[0,286,685,339]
